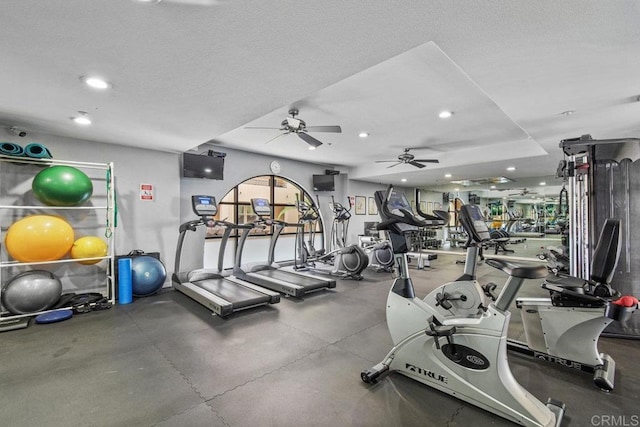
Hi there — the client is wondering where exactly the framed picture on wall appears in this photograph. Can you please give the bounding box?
[355,196,366,215]
[368,197,378,215]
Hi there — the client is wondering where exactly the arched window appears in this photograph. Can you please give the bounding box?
[205,175,322,240]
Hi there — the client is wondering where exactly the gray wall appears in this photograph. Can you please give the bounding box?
[179,143,337,224]
[1,131,180,289]
[0,133,420,292]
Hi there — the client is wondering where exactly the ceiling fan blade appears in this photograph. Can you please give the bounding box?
[375,160,399,163]
[245,126,284,130]
[409,161,426,169]
[304,125,342,133]
[413,159,439,163]
[298,132,323,147]
[264,132,288,144]
[386,162,402,169]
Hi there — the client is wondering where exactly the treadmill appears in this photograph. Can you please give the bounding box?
[172,195,280,317]
[233,197,336,298]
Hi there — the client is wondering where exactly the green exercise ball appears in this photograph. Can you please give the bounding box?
[32,165,93,206]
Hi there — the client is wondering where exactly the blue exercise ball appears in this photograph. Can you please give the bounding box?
[1,270,62,314]
[131,256,166,297]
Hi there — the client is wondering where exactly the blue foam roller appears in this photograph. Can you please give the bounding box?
[35,309,73,324]
[0,142,25,156]
[118,258,133,305]
[24,143,52,159]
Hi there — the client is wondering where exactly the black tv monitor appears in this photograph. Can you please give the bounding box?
[182,152,224,180]
[312,174,335,192]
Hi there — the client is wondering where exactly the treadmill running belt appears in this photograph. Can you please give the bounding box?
[256,269,336,289]
[193,277,270,307]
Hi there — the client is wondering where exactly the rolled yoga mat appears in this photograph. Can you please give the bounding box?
[24,143,52,159]
[0,142,25,156]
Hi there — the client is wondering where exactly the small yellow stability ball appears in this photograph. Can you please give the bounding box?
[5,215,74,262]
[71,236,108,265]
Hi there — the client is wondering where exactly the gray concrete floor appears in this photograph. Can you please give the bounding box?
[2,251,639,427]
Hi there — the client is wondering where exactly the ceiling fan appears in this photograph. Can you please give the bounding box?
[508,188,538,196]
[375,148,439,169]
[244,109,342,148]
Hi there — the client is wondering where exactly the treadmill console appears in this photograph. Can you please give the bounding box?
[387,191,412,217]
[383,190,421,234]
[459,204,491,242]
[191,195,217,217]
[251,198,271,217]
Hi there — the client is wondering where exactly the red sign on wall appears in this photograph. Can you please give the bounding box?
[140,183,154,201]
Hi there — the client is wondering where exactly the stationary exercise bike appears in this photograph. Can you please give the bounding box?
[508,218,638,391]
[294,195,368,280]
[361,186,565,427]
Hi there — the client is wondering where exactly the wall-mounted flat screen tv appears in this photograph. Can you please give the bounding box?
[312,174,335,192]
[182,152,224,180]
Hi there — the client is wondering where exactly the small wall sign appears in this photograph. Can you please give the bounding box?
[140,183,154,201]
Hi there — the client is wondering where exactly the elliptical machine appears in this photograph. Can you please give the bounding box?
[294,195,368,280]
[359,234,394,272]
[361,185,565,427]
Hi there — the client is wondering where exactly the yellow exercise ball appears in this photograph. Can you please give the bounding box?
[5,215,74,262]
[71,236,108,265]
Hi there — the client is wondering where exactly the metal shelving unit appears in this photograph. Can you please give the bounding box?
[0,154,116,321]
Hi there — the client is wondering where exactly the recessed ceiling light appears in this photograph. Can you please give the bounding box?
[506,166,516,171]
[73,116,92,125]
[72,111,91,125]
[439,111,453,119]
[80,76,111,90]
[490,185,496,189]
[539,182,546,186]
[454,188,460,191]
[308,146,316,150]
[204,168,212,173]
[561,110,575,116]
[444,173,452,178]
[358,132,369,138]
[401,178,407,182]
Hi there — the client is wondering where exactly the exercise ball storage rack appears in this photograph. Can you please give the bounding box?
[0,154,116,321]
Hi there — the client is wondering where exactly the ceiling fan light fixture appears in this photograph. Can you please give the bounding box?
[438,110,453,119]
[561,110,575,116]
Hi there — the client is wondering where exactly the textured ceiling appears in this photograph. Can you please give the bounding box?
[1,0,639,197]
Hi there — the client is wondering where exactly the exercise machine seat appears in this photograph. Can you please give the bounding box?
[486,258,548,279]
[542,219,621,305]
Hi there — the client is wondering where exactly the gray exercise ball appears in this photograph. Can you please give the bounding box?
[1,270,63,314]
